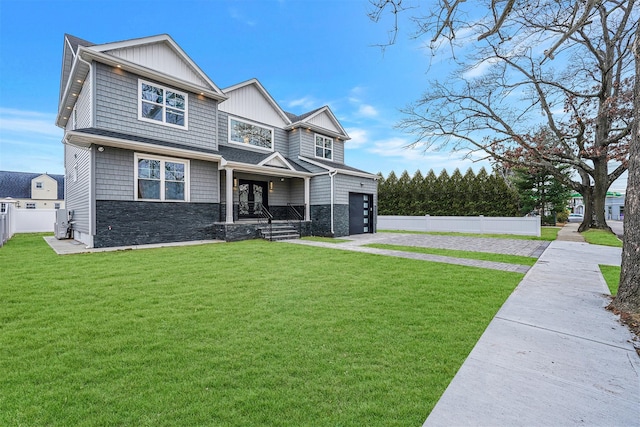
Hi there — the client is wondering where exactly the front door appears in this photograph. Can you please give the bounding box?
[238,180,268,218]
[349,192,373,235]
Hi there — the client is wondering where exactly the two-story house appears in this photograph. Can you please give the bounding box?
[56,34,377,248]
[0,171,65,212]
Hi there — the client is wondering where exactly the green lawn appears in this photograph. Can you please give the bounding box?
[380,227,560,241]
[582,229,623,247]
[301,236,350,243]
[1,234,523,426]
[363,244,538,266]
[599,265,621,295]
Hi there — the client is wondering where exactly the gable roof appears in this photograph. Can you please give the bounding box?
[88,34,222,92]
[220,79,292,127]
[0,171,65,199]
[57,34,227,129]
[285,106,350,140]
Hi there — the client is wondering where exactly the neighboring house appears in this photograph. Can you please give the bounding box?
[569,192,625,220]
[0,171,65,212]
[56,34,377,248]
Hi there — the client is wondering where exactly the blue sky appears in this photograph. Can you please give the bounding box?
[0,0,627,191]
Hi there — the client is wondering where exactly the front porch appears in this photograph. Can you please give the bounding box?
[213,218,312,242]
[218,157,313,242]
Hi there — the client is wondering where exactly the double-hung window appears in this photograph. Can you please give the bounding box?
[229,117,273,150]
[139,80,188,128]
[135,153,189,202]
[315,134,333,160]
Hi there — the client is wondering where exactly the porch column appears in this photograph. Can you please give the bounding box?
[304,177,310,221]
[225,168,234,223]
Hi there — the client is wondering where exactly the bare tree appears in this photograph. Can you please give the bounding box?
[370,0,639,312]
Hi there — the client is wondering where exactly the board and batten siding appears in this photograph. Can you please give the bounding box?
[64,144,92,235]
[219,84,289,129]
[105,43,210,88]
[307,111,341,134]
[95,147,219,203]
[93,63,217,150]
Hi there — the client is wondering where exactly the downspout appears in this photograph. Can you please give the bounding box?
[329,169,337,235]
[75,53,94,248]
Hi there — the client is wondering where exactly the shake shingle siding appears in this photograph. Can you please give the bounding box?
[94,63,217,151]
[94,148,218,203]
[191,160,218,203]
[334,174,377,205]
[95,147,134,200]
[299,131,344,164]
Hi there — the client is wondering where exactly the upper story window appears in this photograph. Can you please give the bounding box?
[35,182,43,189]
[315,134,333,160]
[229,117,273,151]
[139,80,188,129]
[135,153,189,202]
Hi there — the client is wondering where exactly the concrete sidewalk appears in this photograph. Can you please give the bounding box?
[424,240,640,426]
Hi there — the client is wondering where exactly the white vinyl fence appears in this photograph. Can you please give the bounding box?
[0,204,56,247]
[378,215,541,237]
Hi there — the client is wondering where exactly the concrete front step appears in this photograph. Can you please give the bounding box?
[259,224,300,240]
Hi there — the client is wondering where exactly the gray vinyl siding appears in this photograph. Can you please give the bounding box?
[95,147,134,200]
[290,178,304,204]
[288,129,302,159]
[299,131,344,164]
[334,174,377,205]
[190,160,218,203]
[76,74,92,128]
[95,147,219,203]
[64,143,92,234]
[94,62,217,150]
[309,174,331,205]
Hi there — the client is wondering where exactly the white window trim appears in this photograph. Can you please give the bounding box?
[314,134,333,161]
[138,79,189,130]
[228,116,274,152]
[134,153,190,202]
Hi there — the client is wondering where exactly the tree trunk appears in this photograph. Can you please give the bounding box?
[591,157,612,231]
[612,25,640,314]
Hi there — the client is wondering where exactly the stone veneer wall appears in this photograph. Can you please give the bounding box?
[94,201,219,248]
[310,204,349,237]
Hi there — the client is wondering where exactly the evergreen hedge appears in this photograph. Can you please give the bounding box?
[377,168,519,216]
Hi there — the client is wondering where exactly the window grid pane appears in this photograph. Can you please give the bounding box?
[137,157,186,201]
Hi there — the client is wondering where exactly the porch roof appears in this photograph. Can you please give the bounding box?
[66,128,311,174]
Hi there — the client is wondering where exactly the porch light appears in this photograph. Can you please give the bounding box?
[233,178,238,189]
[269,181,274,191]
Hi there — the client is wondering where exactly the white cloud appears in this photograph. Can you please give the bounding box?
[357,104,379,118]
[285,96,317,111]
[0,108,64,174]
[0,108,62,138]
[228,7,256,26]
[344,128,368,149]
